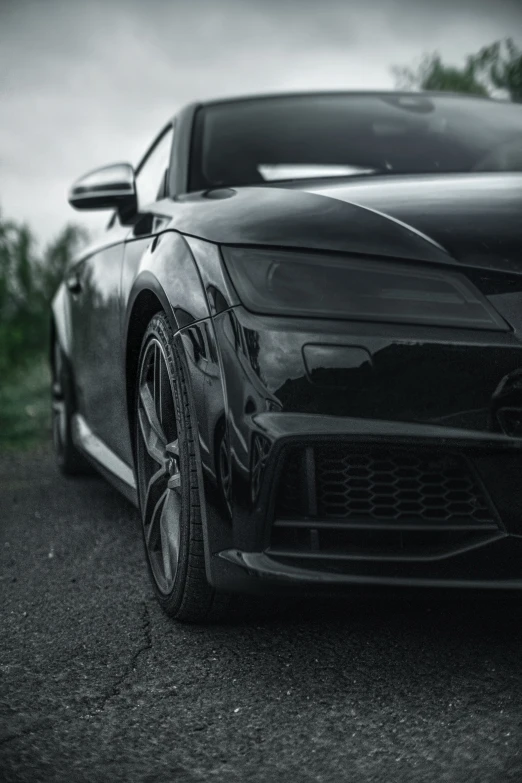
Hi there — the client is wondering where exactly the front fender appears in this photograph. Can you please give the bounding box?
[123,230,211,338]
[122,230,212,451]
[122,231,234,577]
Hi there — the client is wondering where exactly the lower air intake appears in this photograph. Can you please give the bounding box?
[271,445,500,560]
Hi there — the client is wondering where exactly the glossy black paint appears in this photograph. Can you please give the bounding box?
[52,92,522,594]
[307,173,522,272]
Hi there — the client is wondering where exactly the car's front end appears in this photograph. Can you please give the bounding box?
[178,91,522,597]
[59,89,522,620]
[192,239,522,594]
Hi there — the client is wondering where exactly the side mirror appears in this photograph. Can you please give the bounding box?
[68,162,137,223]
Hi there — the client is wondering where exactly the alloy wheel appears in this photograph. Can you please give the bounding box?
[136,338,183,595]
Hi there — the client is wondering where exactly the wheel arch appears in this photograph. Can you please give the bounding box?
[125,264,201,436]
[50,283,72,358]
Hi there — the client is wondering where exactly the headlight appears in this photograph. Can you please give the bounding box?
[221,247,508,331]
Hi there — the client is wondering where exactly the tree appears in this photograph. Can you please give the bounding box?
[392,53,488,96]
[475,39,522,103]
[392,38,522,102]
[0,210,88,375]
[38,224,89,304]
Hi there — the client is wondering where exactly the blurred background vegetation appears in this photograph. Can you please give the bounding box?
[0,37,520,450]
[392,37,522,101]
[0,213,87,448]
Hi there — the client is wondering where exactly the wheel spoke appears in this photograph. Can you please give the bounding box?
[142,465,167,519]
[159,489,181,583]
[137,336,183,596]
[138,382,167,464]
[145,485,168,548]
[166,439,181,490]
[166,439,179,457]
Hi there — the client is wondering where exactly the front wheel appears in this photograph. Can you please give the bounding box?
[135,313,232,623]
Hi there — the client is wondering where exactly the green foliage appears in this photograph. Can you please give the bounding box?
[392,38,522,102]
[392,53,488,96]
[475,39,522,103]
[0,356,51,449]
[0,209,88,378]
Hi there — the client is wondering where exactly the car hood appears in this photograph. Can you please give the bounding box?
[303,173,522,271]
[170,172,522,272]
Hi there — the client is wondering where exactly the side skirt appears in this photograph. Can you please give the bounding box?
[71,414,139,507]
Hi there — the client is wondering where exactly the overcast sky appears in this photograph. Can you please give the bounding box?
[1,0,521,244]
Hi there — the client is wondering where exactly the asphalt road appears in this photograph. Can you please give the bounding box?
[1,446,522,783]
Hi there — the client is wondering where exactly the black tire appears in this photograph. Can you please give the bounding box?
[135,313,232,623]
[51,337,93,476]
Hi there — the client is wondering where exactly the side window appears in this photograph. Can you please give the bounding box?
[135,125,174,209]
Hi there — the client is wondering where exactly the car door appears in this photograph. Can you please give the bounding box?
[69,124,174,465]
[68,218,130,460]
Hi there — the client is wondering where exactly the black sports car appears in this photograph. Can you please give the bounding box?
[53,91,522,621]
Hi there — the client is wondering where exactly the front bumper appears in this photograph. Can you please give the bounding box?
[204,413,522,592]
[216,543,522,591]
[182,304,522,592]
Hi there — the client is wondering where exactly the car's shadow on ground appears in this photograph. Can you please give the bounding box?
[92,467,522,656]
[184,587,522,722]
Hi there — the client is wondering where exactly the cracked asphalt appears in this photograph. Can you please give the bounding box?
[1,446,522,782]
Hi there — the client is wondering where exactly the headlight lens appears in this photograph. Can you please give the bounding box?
[222,247,508,331]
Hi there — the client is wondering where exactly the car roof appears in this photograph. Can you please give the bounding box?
[198,89,494,108]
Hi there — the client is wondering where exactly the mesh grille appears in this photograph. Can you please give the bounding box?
[314,447,494,524]
[271,445,499,560]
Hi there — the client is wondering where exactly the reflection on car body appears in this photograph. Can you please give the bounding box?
[52,91,522,622]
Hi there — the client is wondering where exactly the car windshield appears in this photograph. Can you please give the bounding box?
[189,93,522,190]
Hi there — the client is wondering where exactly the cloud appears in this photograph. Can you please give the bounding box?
[1,0,521,242]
